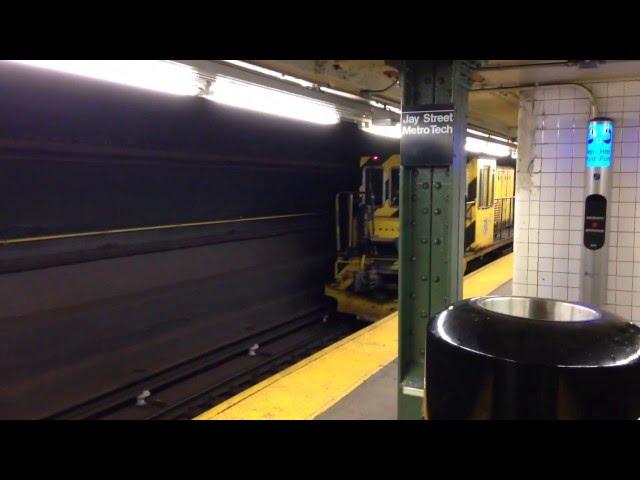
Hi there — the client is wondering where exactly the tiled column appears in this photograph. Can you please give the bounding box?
[513,81,640,321]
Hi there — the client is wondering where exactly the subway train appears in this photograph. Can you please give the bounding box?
[324,151,515,321]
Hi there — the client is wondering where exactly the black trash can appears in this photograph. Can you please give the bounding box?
[425,296,640,420]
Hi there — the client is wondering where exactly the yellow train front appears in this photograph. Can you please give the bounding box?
[325,152,515,322]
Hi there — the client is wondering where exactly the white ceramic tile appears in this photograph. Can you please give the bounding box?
[539,230,554,243]
[618,262,633,276]
[559,86,577,99]
[569,245,581,259]
[590,83,608,98]
[619,232,635,247]
[555,187,571,201]
[538,286,552,297]
[556,173,571,187]
[540,187,555,201]
[540,243,554,258]
[540,202,555,215]
[569,216,582,231]
[544,87,561,100]
[568,288,579,302]
[621,175,636,187]
[619,203,636,217]
[620,188,636,203]
[556,156,572,171]
[541,173,555,187]
[544,100,560,114]
[538,271,552,285]
[571,172,583,187]
[541,158,556,172]
[568,273,579,288]
[571,158,585,172]
[609,82,625,97]
[624,81,640,96]
[552,272,567,287]
[568,260,580,273]
[574,100,590,114]
[622,111,640,126]
[570,187,584,201]
[552,286,568,300]
[553,230,569,244]
[569,230,581,244]
[553,258,568,272]
[608,97,624,111]
[539,216,553,229]
[617,276,633,291]
[621,143,639,157]
[621,157,638,172]
[619,217,635,232]
[618,246,634,261]
[541,144,557,158]
[617,291,633,306]
[555,202,570,215]
[553,244,569,258]
[624,96,640,112]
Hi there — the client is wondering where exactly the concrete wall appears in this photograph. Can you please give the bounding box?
[513,81,640,321]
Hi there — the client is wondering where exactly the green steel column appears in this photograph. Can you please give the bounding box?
[397,60,477,419]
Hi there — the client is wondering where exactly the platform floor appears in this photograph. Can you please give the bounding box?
[196,255,513,420]
[316,280,512,420]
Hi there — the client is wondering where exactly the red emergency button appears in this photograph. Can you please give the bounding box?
[591,221,599,228]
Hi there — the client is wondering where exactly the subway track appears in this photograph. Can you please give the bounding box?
[45,308,363,420]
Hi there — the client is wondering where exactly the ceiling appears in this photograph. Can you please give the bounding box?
[248,60,640,139]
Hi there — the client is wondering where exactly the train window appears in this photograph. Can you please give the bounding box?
[390,167,400,207]
[478,165,494,209]
[363,167,384,208]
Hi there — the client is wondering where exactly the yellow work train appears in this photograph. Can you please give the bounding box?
[325,153,515,321]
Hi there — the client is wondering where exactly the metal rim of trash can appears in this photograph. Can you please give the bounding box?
[473,296,600,322]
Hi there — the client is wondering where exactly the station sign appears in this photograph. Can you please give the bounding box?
[401,104,455,167]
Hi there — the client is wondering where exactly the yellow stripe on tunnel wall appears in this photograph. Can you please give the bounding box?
[195,253,513,420]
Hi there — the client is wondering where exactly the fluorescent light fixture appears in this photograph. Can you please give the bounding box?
[208,77,340,125]
[362,123,516,157]
[8,60,200,96]
[362,123,401,138]
[465,136,513,157]
[467,128,490,137]
[223,60,316,88]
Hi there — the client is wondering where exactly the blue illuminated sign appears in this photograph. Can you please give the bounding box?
[586,118,614,168]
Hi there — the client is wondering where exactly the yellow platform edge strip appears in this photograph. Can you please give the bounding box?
[196,253,513,420]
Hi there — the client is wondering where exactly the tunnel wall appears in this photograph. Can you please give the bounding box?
[514,82,640,321]
[0,62,397,238]
[0,62,399,416]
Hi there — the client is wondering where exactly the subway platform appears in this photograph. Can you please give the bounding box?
[196,254,513,420]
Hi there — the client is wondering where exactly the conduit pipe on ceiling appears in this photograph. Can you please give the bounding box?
[470,83,598,117]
